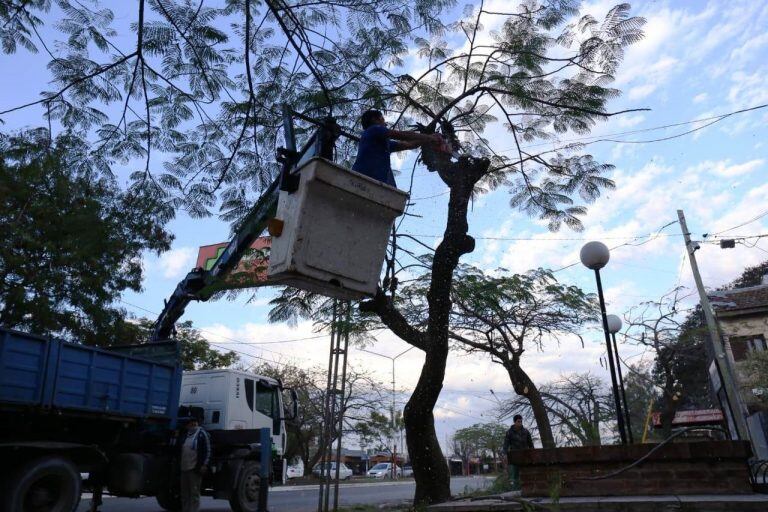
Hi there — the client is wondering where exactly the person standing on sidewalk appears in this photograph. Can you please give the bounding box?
[180,418,211,512]
[503,414,534,490]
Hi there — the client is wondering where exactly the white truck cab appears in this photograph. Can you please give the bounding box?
[179,369,287,456]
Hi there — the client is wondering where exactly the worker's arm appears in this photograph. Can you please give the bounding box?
[388,129,442,146]
[389,140,421,152]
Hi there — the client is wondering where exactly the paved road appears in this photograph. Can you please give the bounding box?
[77,476,494,512]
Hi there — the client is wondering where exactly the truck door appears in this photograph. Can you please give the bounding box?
[255,381,283,454]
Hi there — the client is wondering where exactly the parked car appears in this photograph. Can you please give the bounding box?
[286,464,304,479]
[402,464,414,478]
[313,462,353,480]
[367,462,402,479]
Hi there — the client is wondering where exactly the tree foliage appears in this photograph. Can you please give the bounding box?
[0,129,172,345]
[442,264,597,448]
[354,410,405,454]
[451,422,506,468]
[725,260,768,289]
[0,0,455,220]
[622,362,659,442]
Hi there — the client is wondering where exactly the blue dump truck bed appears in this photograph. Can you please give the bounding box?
[0,327,181,423]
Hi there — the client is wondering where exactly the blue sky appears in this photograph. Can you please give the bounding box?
[2,0,767,446]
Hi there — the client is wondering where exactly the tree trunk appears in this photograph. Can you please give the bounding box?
[404,341,451,503]
[660,390,677,439]
[504,362,556,448]
[364,156,489,506]
[660,367,678,438]
[407,177,476,505]
[589,399,602,446]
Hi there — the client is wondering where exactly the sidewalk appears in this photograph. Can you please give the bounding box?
[428,492,768,511]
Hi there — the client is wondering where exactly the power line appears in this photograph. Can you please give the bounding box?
[401,232,683,242]
[703,233,768,242]
[707,209,768,237]
[550,219,680,273]
[495,102,768,154]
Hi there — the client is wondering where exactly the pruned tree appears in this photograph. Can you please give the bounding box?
[3,0,645,504]
[500,372,614,446]
[357,3,645,501]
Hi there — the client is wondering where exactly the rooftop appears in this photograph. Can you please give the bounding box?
[709,283,768,316]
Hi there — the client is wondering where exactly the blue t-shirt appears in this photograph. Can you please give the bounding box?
[351,125,397,187]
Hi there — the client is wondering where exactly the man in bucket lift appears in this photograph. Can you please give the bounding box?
[352,109,444,187]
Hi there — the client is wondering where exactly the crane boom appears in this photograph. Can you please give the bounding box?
[151,108,343,342]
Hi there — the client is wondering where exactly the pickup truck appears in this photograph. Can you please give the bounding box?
[0,326,295,512]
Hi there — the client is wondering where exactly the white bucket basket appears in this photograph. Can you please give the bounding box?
[267,157,409,300]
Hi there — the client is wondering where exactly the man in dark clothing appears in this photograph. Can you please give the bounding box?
[352,109,442,187]
[503,414,533,490]
[180,418,211,512]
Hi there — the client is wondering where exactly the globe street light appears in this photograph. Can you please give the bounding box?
[580,241,628,445]
[607,314,634,444]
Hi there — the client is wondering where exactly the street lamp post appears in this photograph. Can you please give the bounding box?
[358,346,415,476]
[580,241,628,445]
[607,314,634,444]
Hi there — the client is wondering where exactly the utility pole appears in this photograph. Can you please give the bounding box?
[677,209,750,441]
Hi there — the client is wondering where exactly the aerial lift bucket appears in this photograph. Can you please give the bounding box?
[267,157,408,300]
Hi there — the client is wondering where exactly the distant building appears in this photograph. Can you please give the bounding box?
[710,281,768,459]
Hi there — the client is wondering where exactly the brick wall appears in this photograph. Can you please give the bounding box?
[507,440,753,497]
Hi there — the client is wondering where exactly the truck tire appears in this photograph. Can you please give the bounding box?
[155,486,181,512]
[3,456,81,512]
[228,461,261,512]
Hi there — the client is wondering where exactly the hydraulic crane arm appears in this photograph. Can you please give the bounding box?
[150,108,344,342]
[150,178,281,341]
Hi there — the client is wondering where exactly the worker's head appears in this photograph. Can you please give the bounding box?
[361,109,385,129]
[186,418,199,429]
[513,414,523,425]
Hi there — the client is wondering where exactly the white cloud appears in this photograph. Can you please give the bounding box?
[727,69,768,109]
[156,247,196,279]
[692,93,708,104]
[627,83,657,101]
[692,159,765,178]
[617,114,645,128]
[730,32,768,63]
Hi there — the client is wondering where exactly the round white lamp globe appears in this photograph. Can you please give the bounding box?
[607,314,622,334]
[580,241,610,270]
